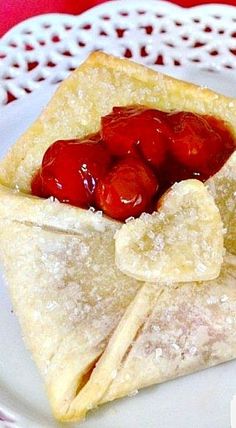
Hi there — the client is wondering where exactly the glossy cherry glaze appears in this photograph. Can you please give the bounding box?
[102,106,169,168]
[95,157,158,221]
[31,105,235,221]
[32,133,111,208]
[167,112,234,177]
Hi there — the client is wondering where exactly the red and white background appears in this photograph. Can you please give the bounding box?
[1,0,236,37]
[1,0,236,106]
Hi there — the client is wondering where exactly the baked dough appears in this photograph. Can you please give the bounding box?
[1,52,236,192]
[115,179,224,283]
[0,52,235,422]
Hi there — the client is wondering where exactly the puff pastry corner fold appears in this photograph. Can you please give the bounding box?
[0,187,141,421]
[0,53,235,422]
[0,190,235,422]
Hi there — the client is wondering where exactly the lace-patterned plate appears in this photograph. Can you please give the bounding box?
[1,0,236,106]
[0,2,236,428]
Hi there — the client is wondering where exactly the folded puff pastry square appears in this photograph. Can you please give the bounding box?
[0,52,235,423]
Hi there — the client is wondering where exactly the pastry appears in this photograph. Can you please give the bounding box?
[115,179,224,283]
[0,52,235,423]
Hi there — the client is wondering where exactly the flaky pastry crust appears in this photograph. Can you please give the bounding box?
[0,53,235,422]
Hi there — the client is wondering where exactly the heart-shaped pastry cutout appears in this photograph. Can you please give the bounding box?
[115,179,224,283]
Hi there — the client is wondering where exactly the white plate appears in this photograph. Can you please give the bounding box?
[1,1,236,426]
[0,64,236,428]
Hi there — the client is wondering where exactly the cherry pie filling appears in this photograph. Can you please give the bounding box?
[31,106,235,221]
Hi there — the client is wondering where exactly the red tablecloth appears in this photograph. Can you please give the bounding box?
[0,0,235,38]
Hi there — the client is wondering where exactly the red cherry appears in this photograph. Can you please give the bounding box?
[101,106,168,167]
[101,106,142,156]
[32,135,111,208]
[156,156,206,196]
[31,106,235,222]
[204,115,235,156]
[31,169,47,197]
[95,157,158,221]
[123,157,159,197]
[167,112,223,175]
[137,127,167,168]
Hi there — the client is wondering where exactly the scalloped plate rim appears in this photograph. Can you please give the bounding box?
[2,0,236,42]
